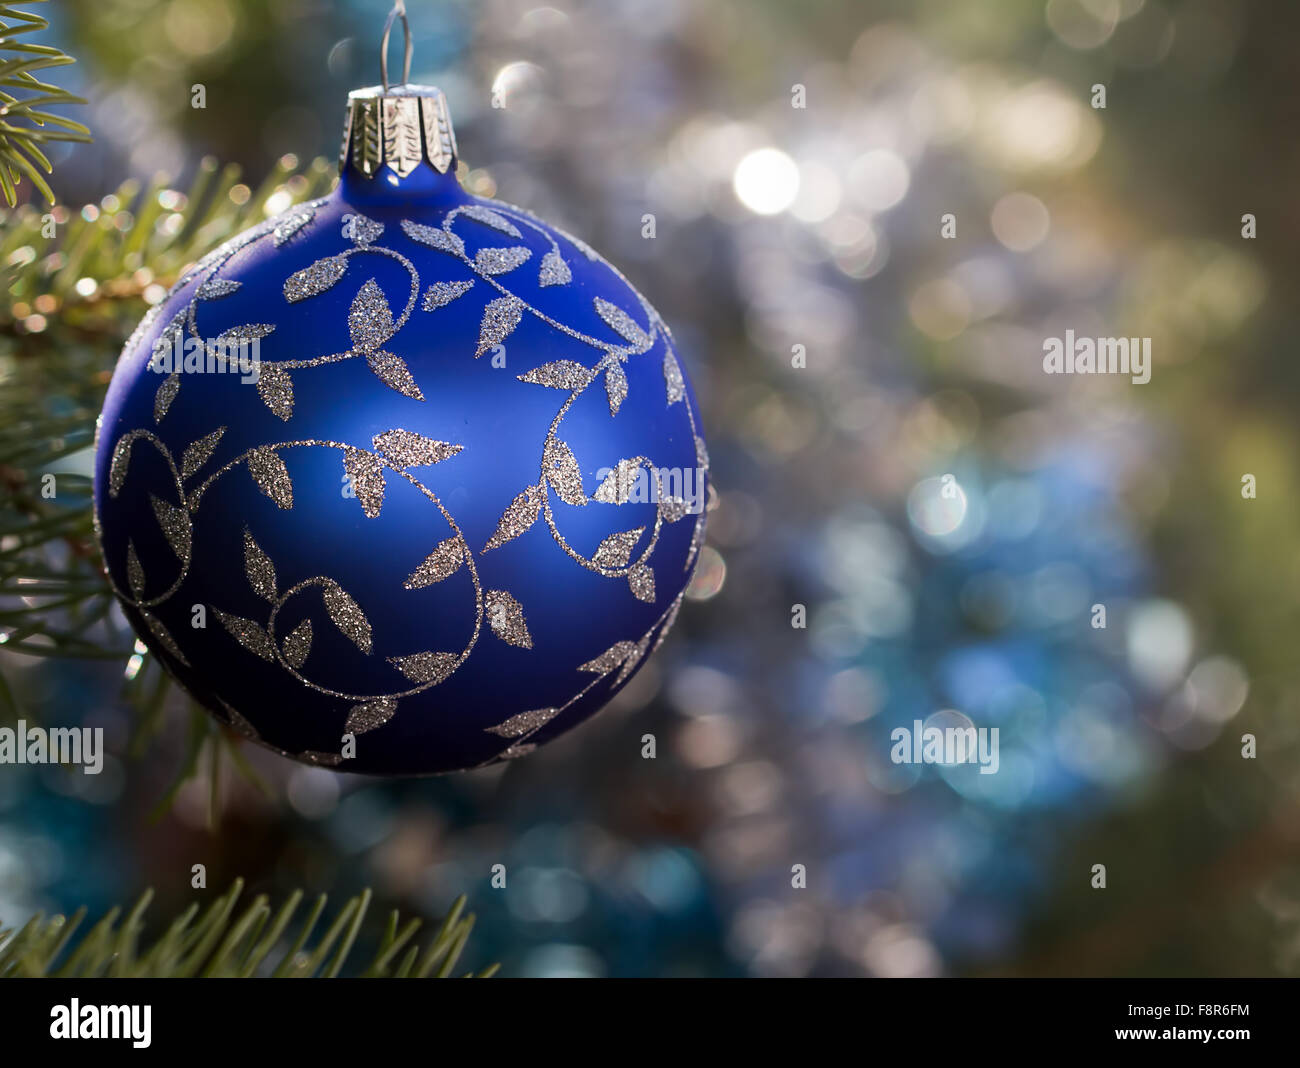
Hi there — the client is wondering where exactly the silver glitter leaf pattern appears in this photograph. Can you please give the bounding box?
[217,323,276,347]
[150,494,191,560]
[141,609,190,666]
[628,564,656,604]
[593,526,645,570]
[346,696,397,735]
[197,278,240,300]
[499,743,537,760]
[214,607,277,662]
[388,651,457,684]
[154,314,185,366]
[180,427,226,479]
[126,540,145,600]
[243,528,277,601]
[154,373,180,423]
[283,254,348,303]
[461,204,521,237]
[485,589,533,649]
[282,619,312,669]
[594,297,652,351]
[486,707,559,739]
[343,448,386,518]
[256,364,294,420]
[474,246,531,276]
[476,295,524,357]
[247,447,293,510]
[579,640,639,675]
[323,581,372,653]
[348,279,394,354]
[614,635,652,687]
[658,496,688,523]
[366,351,424,400]
[404,536,463,589]
[593,458,647,505]
[604,362,628,416]
[422,280,474,310]
[518,360,594,391]
[400,219,464,255]
[663,351,685,405]
[273,210,313,247]
[372,428,461,468]
[545,439,586,507]
[349,214,384,245]
[695,434,710,468]
[108,436,133,497]
[538,248,571,287]
[483,485,542,552]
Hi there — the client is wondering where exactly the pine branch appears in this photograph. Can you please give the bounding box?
[0,1,91,206]
[0,879,498,978]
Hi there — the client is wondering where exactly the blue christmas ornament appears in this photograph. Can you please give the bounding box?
[92,71,708,774]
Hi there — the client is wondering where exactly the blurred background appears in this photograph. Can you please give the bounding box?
[3,0,1300,976]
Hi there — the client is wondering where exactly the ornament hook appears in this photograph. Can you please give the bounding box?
[380,0,413,92]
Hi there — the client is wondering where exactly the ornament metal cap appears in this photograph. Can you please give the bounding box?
[339,4,457,180]
[340,84,458,180]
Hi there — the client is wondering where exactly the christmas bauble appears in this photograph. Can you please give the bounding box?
[92,83,708,775]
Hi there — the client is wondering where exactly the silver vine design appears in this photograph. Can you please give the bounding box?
[145,194,709,593]
[205,194,711,599]
[397,200,712,594]
[129,199,330,425]
[477,591,685,764]
[106,194,706,758]
[103,422,544,743]
[481,343,709,602]
[272,214,425,410]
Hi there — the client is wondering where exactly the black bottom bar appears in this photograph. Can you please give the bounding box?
[0,977,1293,1055]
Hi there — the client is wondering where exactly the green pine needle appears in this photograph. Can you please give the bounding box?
[0,881,495,978]
[0,2,91,206]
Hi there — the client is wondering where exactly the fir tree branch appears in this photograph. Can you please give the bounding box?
[0,880,497,978]
[0,1,90,206]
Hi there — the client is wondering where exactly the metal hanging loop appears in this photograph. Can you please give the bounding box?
[380,0,413,92]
